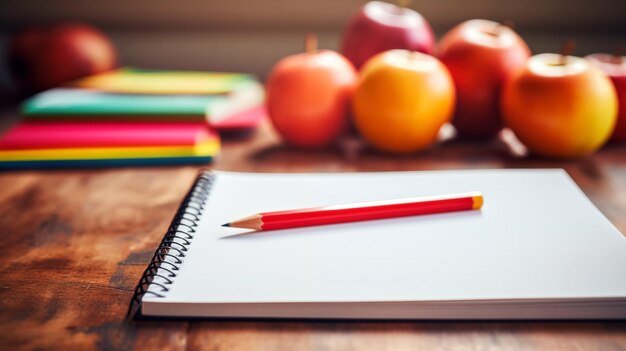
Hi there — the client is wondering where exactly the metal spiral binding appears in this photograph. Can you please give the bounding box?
[126,171,214,319]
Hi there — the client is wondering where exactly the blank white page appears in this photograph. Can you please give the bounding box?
[144,169,626,306]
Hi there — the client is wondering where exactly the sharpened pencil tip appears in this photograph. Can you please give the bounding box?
[221,223,230,227]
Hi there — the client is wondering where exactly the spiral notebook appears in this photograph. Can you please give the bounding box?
[128,170,626,320]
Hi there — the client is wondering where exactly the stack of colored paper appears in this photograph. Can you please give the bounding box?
[0,68,266,170]
[24,68,266,129]
[0,122,220,169]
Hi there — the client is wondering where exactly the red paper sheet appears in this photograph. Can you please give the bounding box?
[0,121,217,150]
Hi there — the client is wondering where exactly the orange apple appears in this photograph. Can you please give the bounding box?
[501,54,618,158]
[437,20,530,139]
[266,40,357,149]
[8,23,117,93]
[352,50,455,154]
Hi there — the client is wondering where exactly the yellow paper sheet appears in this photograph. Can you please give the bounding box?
[69,68,254,95]
[0,139,220,161]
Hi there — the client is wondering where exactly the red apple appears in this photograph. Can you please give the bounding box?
[341,1,435,69]
[7,23,117,93]
[437,19,531,139]
[266,37,358,148]
[586,54,626,141]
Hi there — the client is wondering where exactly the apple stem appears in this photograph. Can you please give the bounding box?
[304,33,318,54]
[613,43,624,64]
[409,51,421,60]
[559,39,576,66]
[486,20,513,37]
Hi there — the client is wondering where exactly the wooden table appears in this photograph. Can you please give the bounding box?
[1,122,626,350]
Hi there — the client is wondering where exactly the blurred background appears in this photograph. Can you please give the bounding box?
[0,0,624,94]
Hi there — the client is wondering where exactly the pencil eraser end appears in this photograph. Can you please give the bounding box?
[472,194,484,210]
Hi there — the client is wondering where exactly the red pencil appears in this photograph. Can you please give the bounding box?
[222,192,484,231]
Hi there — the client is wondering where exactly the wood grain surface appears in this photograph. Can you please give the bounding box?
[1,122,626,351]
